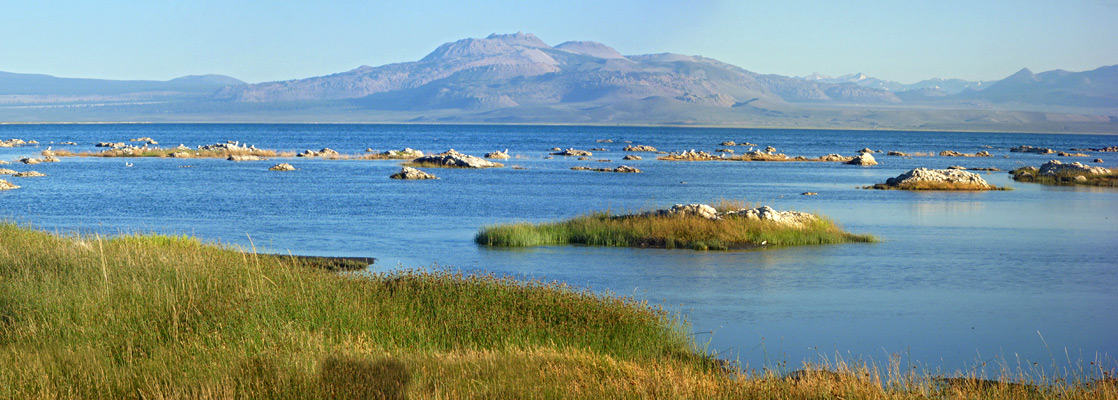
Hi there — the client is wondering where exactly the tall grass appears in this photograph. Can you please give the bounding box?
[476,209,876,250]
[1,223,1113,398]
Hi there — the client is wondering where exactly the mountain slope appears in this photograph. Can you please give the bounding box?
[0,71,243,96]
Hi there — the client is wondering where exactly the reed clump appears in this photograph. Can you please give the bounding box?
[476,208,876,250]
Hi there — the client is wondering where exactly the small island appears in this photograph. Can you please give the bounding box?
[867,168,1006,190]
[1010,160,1117,187]
[476,202,875,250]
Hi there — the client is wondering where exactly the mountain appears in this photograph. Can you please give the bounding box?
[0,71,243,96]
[956,66,1118,108]
[0,32,1115,132]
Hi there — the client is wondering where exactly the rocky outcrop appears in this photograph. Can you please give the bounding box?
[887,151,909,156]
[1094,158,1105,163]
[228,155,266,161]
[0,179,18,190]
[19,158,40,165]
[1,139,33,148]
[818,154,853,162]
[715,148,734,153]
[764,146,777,153]
[600,165,641,173]
[622,155,642,160]
[268,163,296,171]
[390,167,438,179]
[551,148,592,156]
[42,156,60,163]
[720,141,737,146]
[13,171,45,177]
[1010,145,1055,154]
[877,168,992,189]
[0,168,17,175]
[170,152,192,158]
[130,137,158,144]
[641,204,819,228]
[623,145,658,152]
[1038,160,1110,176]
[723,206,819,228]
[96,142,126,148]
[484,149,511,159]
[380,148,424,158]
[296,147,339,157]
[411,149,503,168]
[659,149,719,161]
[1057,151,1089,157]
[845,153,877,166]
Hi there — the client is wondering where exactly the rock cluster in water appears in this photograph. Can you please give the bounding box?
[882,168,992,189]
[940,150,992,157]
[412,149,502,169]
[1037,160,1110,176]
[13,171,46,178]
[623,145,658,152]
[298,148,339,157]
[0,179,18,190]
[1010,145,1054,154]
[390,167,438,180]
[642,204,819,228]
[551,148,593,157]
[268,163,296,171]
[380,148,424,158]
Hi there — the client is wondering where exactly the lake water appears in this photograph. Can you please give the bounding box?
[2,123,1116,375]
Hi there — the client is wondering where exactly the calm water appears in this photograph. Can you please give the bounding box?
[2,124,1116,374]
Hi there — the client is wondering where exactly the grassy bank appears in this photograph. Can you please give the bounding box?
[1010,167,1118,187]
[475,208,876,250]
[1,223,1113,398]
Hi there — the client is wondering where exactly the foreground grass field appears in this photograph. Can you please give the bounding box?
[476,206,876,250]
[1,223,1114,399]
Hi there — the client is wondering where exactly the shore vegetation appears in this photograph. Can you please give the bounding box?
[0,223,1114,398]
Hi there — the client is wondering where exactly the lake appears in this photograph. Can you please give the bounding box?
[2,123,1115,375]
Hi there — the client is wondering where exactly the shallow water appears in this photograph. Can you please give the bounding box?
[2,124,1116,373]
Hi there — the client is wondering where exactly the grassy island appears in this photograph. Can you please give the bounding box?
[476,205,876,250]
[1,223,1112,398]
[1010,166,1118,187]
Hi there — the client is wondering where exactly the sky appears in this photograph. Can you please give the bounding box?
[2,0,1116,84]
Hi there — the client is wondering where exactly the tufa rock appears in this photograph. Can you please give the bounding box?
[882,168,992,189]
[268,163,296,171]
[551,148,593,157]
[390,167,438,180]
[845,152,877,166]
[622,155,642,160]
[624,145,658,152]
[1038,160,1110,176]
[411,149,503,168]
[0,179,19,190]
[13,171,46,178]
[484,149,511,159]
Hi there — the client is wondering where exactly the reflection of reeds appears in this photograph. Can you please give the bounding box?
[476,208,875,250]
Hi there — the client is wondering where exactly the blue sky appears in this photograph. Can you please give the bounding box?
[2,0,1115,84]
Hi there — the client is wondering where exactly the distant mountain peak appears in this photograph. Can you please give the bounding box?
[484,32,550,48]
[554,41,626,59]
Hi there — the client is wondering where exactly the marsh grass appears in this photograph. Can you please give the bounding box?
[867,182,1012,191]
[1010,167,1118,187]
[0,223,1113,398]
[475,208,876,250]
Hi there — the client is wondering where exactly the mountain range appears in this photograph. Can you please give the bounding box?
[1,32,1115,133]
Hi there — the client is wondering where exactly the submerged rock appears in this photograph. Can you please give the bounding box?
[878,168,992,189]
[845,153,877,166]
[268,163,296,171]
[0,179,18,190]
[411,149,502,169]
[390,167,438,180]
